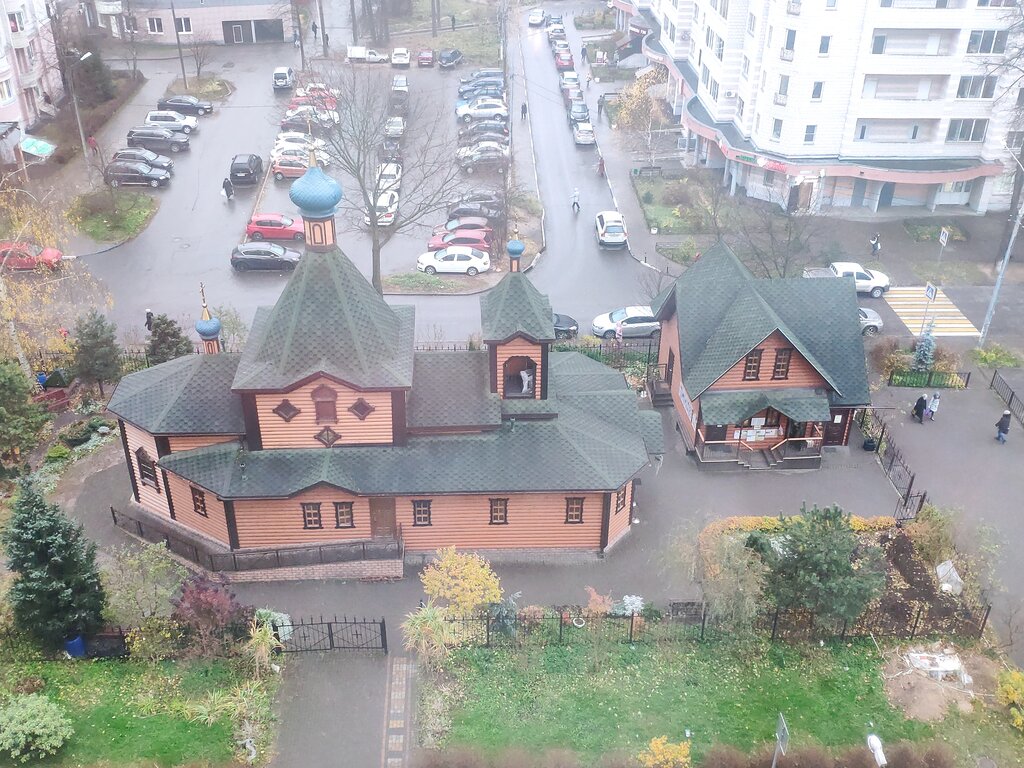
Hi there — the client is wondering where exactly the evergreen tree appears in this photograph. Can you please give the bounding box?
[0,362,49,463]
[913,332,936,372]
[75,44,115,107]
[4,481,106,647]
[72,310,120,397]
[147,315,194,365]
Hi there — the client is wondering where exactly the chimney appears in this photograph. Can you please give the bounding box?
[507,238,525,272]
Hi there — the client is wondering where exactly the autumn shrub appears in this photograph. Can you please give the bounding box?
[637,736,691,768]
[402,602,456,667]
[699,745,747,768]
[996,668,1024,731]
[0,694,73,763]
[244,617,283,679]
[126,616,185,661]
[43,444,70,464]
[868,336,908,378]
[583,586,614,618]
[777,745,834,768]
[921,743,955,768]
[170,573,250,657]
[519,605,546,632]
[931,343,961,374]
[421,547,502,614]
[661,181,693,207]
[11,677,43,695]
[905,504,955,567]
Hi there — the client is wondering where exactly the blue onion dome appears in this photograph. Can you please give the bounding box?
[289,164,343,218]
[507,239,526,258]
[195,313,222,341]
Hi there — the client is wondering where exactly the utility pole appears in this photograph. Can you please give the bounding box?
[980,145,1024,346]
[349,0,358,43]
[293,0,306,69]
[170,0,188,89]
[319,0,328,55]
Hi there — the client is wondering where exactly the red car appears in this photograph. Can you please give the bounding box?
[426,229,493,252]
[271,157,308,181]
[0,241,64,270]
[417,49,435,67]
[246,213,305,241]
[555,52,574,71]
[431,216,493,236]
[289,94,338,111]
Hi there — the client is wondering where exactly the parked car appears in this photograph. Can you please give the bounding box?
[289,93,338,111]
[553,311,579,339]
[595,211,628,247]
[157,94,214,116]
[432,216,492,236]
[376,162,403,192]
[547,23,566,40]
[273,67,295,89]
[458,119,509,139]
[417,49,435,67]
[551,40,571,57]
[378,137,403,162]
[455,86,505,109]
[145,110,199,134]
[562,86,584,106]
[0,241,64,271]
[439,48,464,68]
[456,141,510,174]
[591,306,658,339]
[567,100,590,126]
[272,144,333,165]
[272,157,310,180]
[448,202,502,219]
[456,97,509,123]
[392,74,410,93]
[126,126,190,153]
[457,190,504,207]
[528,8,547,26]
[230,154,264,184]
[559,71,580,90]
[384,116,406,138]
[103,160,171,188]
[274,132,327,151]
[246,213,305,241]
[459,131,509,148]
[284,105,339,127]
[458,77,504,98]
[295,82,340,99]
[573,122,596,146]
[859,307,884,336]
[391,47,411,67]
[364,191,400,226]
[555,52,574,71]
[346,46,390,63]
[231,242,301,271]
[427,229,493,251]
[417,246,490,276]
[802,261,891,298]
[461,68,504,84]
[111,147,174,171]
[389,90,410,116]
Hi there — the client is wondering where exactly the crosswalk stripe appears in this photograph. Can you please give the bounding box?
[884,287,980,337]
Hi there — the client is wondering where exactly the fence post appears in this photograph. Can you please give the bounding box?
[485,614,491,648]
[887,371,894,386]
[770,607,780,642]
[380,618,388,654]
[910,605,923,639]
[964,371,971,388]
[840,620,847,642]
[991,368,998,388]
[978,604,992,638]
[876,421,886,454]
[110,506,117,524]
[699,603,707,642]
[903,473,914,504]
[326,621,335,650]
[629,612,635,644]
[558,612,564,644]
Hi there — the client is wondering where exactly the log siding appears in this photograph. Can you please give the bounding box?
[167,434,239,453]
[711,331,829,391]
[164,472,230,545]
[123,422,170,518]
[232,486,370,548]
[495,337,543,400]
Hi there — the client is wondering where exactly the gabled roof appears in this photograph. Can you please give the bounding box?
[231,248,415,391]
[106,354,244,435]
[653,241,870,407]
[408,351,502,429]
[480,272,554,342]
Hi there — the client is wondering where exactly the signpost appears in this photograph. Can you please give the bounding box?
[921,282,937,335]
[938,227,949,263]
[770,713,789,768]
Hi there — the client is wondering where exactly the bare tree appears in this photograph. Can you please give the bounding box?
[307,64,465,294]
[728,189,826,278]
[121,0,140,78]
[187,30,216,80]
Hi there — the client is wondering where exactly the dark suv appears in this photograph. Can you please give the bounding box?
[230,154,264,185]
[126,126,190,153]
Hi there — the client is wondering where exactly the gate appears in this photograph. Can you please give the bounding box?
[895,491,927,526]
[272,616,388,653]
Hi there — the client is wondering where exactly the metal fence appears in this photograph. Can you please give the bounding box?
[271,616,388,653]
[857,409,918,504]
[553,338,660,372]
[110,507,403,572]
[0,627,128,661]
[991,369,1024,426]
[888,369,971,389]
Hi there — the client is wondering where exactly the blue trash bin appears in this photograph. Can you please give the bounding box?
[63,635,86,658]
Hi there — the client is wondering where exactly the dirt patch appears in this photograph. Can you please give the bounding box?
[883,648,1002,722]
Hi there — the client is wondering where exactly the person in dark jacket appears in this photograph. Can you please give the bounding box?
[222,177,234,201]
[145,309,154,332]
[912,394,927,423]
[996,410,1012,444]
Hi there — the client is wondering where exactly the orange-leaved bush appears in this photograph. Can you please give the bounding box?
[637,736,691,768]
[420,547,502,614]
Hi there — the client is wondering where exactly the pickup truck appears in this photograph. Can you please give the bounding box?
[802,261,891,298]
[347,46,389,63]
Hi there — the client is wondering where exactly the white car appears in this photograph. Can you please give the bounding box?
[528,8,546,25]
[295,82,340,99]
[559,71,580,90]
[596,211,628,247]
[417,246,491,276]
[384,116,406,138]
[274,132,327,151]
[144,110,199,134]
[551,40,571,57]
[591,306,659,339]
[391,48,411,67]
[859,307,884,336]
[272,144,334,165]
[364,190,400,226]
[456,97,509,123]
[285,105,340,125]
[392,74,409,93]
[573,122,596,145]
[547,23,566,40]
[376,162,403,192]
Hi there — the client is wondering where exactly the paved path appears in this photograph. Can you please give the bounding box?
[884,287,981,338]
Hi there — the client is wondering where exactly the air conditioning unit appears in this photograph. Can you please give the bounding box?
[724,90,737,98]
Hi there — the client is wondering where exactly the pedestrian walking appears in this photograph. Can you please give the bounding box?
[451,14,456,30]
[571,188,580,213]
[996,410,1012,444]
[58,327,69,341]
[312,21,318,39]
[222,177,234,201]
[323,31,330,48]
[926,392,941,421]
[870,232,881,255]
[145,309,154,332]
[586,73,593,90]
[912,393,927,423]
[293,29,300,48]
[581,44,588,62]
[521,102,528,120]
[86,135,98,155]
[597,96,604,117]
[597,156,605,177]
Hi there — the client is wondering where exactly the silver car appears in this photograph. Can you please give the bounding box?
[591,305,659,339]
[859,307,883,336]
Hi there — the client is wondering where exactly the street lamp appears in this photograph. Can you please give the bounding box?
[978,145,1024,346]
[66,51,92,177]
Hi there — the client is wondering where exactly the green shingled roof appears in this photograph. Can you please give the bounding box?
[231,248,415,391]
[106,354,244,435]
[653,242,870,408]
[408,351,502,429]
[480,272,554,342]
[699,389,832,425]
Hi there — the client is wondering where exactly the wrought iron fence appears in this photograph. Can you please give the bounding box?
[991,369,1023,426]
[553,338,659,372]
[888,369,970,389]
[271,616,388,653]
[857,409,918,504]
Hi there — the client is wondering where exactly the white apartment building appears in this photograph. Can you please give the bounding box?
[0,0,63,130]
[613,0,1020,214]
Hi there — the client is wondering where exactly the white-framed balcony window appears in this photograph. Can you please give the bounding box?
[736,96,745,119]
[946,118,988,142]
[747,13,755,35]
[7,10,25,33]
[148,17,163,34]
[175,16,192,34]
[957,75,997,98]
[741,55,750,78]
[967,30,1007,54]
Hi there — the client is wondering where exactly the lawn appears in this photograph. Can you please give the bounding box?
[631,178,697,235]
[397,21,501,67]
[71,191,158,242]
[0,659,248,766]
[439,641,935,762]
[383,272,461,293]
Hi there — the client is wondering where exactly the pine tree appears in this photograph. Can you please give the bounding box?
[3,481,106,647]
[0,361,49,463]
[913,332,936,372]
[72,310,120,397]
[147,315,193,365]
[76,45,115,107]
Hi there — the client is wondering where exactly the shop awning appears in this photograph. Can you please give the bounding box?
[700,388,831,425]
[20,136,56,159]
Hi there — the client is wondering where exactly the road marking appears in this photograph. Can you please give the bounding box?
[884,287,980,337]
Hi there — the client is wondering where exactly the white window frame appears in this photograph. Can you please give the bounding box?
[804,125,816,143]
[175,16,192,34]
[147,16,163,34]
[946,118,989,143]
[0,79,13,102]
[772,119,783,140]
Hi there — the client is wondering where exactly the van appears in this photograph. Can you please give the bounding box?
[273,67,295,90]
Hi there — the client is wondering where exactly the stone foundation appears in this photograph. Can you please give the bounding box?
[404,547,604,568]
[220,558,404,583]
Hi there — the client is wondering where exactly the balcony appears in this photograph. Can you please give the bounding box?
[17,61,40,88]
[787,1,802,15]
[94,0,123,14]
[774,92,788,106]
[780,48,794,62]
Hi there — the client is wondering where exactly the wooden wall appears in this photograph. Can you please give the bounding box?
[164,472,230,545]
[254,377,395,448]
[168,434,239,452]
[123,422,170,518]
[711,331,828,391]
[232,486,369,548]
[496,337,542,399]
[658,314,698,442]
[606,481,633,547]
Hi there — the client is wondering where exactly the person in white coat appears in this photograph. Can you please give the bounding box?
[926,392,941,421]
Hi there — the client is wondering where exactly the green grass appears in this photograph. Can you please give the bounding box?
[632,179,690,235]
[71,191,158,242]
[388,0,486,33]
[164,76,232,101]
[902,220,968,243]
[392,6,501,66]
[0,659,240,766]
[970,342,1024,368]
[441,641,932,761]
[656,240,698,265]
[590,65,636,82]
[383,272,461,293]
[909,259,987,286]
[572,10,616,30]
